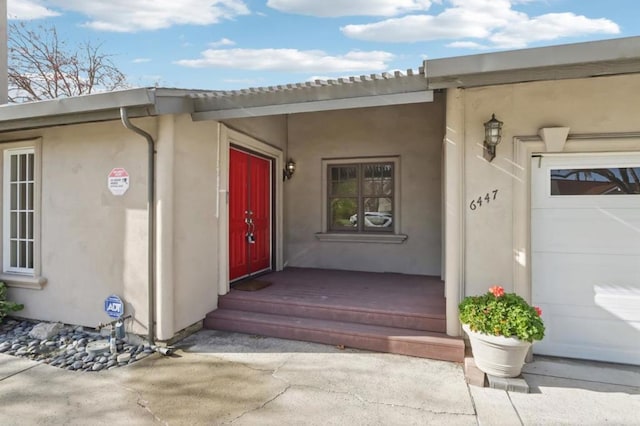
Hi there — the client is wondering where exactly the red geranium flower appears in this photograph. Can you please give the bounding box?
[534,306,542,316]
[489,285,505,297]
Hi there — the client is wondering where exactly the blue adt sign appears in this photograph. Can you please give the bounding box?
[104,295,124,318]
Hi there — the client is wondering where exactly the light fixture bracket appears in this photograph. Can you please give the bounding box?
[283,158,296,180]
[483,114,503,162]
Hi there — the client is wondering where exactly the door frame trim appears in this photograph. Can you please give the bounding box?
[512,131,640,304]
[218,125,284,295]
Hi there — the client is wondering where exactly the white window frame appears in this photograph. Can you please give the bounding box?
[316,156,407,244]
[1,139,46,289]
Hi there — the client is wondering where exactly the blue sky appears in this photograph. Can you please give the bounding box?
[7,0,640,90]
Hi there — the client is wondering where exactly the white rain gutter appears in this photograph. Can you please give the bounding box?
[120,107,156,345]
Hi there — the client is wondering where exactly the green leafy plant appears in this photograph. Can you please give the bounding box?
[0,282,24,323]
[459,286,545,342]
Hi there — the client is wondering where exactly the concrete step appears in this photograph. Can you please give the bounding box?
[204,309,464,362]
[218,292,445,333]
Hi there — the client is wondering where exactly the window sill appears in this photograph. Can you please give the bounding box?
[0,273,47,290]
[315,233,408,244]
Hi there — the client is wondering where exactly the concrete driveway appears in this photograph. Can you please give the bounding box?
[1,330,638,425]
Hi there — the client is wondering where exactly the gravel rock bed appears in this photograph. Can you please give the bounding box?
[0,318,154,372]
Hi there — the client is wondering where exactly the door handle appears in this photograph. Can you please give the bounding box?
[245,217,256,244]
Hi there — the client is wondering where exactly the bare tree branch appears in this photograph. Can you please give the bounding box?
[8,22,128,103]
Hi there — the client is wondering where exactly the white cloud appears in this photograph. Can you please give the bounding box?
[176,48,394,72]
[8,0,60,20]
[341,0,620,48]
[132,58,151,63]
[267,0,433,17]
[490,13,621,48]
[42,0,250,32]
[210,38,236,47]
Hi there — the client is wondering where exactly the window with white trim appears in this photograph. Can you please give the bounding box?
[0,140,45,288]
[4,148,35,273]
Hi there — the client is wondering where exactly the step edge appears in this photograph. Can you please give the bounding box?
[208,318,465,361]
[206,313,463,348]
[218,297,446,320]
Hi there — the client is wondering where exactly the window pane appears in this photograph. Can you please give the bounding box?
[27,242,33,269]
[363,163,393,196]
[10,240,17,268]
[10,154,17,181]
[10,183,17,210]
[19,240,26,268]
[19,154,27,181]
[10,212,17,239]
[28,183,33,210]
[19,212,27,239]
[28,212,33,239]
[330,166,357,196]
[19,181,27,210]
[551,167,640,195]
[363,197,393,229]
[28,153,34,180]
[330,198,358,230]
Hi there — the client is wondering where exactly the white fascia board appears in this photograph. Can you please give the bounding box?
[425,36,640,88]
[0,88,199,132]
[0,106,154,132]
[192,91,433,121]
[0,88,156,122]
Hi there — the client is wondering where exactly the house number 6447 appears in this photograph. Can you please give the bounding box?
[469,190,498,211]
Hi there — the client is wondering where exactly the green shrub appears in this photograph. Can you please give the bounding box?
[459,285,545,342]
[0,282,24,323]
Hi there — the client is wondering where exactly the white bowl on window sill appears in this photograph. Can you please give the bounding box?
[349,212,393,228]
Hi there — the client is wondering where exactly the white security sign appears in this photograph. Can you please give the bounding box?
[108,168,130,196]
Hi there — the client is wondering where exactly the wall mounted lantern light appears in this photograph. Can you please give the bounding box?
[283,158,296,180]
[483,114,503,162]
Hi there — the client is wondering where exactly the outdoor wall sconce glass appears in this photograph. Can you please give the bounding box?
[483,114,503,162]
[283,159,296,180]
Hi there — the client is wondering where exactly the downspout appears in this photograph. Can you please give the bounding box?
[120,107,156,345]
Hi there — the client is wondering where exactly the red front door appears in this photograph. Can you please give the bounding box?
[229,148,272,281]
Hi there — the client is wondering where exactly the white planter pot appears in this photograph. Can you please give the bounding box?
[462,324,531,378]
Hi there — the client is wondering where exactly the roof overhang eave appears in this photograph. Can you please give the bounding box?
[0,106,156,133]
[425,36,640,89]
[0,87,198,133]
[0,88,156,132]
[192,90,433,121]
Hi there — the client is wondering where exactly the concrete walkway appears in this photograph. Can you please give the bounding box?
[1,330,638,425]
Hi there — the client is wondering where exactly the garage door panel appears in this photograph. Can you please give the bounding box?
[531,153,640,365]
[534,304,640,365]
[594,288,640,322]
[531,209,640,254]
[532,252,640,306]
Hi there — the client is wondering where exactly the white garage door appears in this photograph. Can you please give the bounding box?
[531,153,640,365]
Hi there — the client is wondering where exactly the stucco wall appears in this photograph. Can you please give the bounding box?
[459,73,640,297]
[3,114,223,338]
[171,114,219,334]
[223,115,287,150]
[3,119,153,334]
[285,97,445,275]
